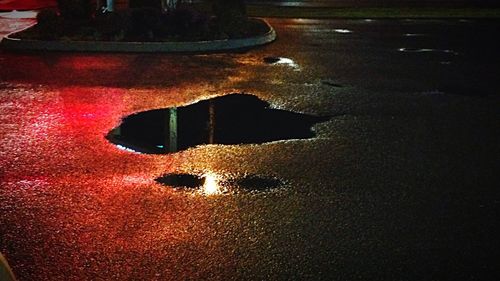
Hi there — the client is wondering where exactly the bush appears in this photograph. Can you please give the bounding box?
[129,0,162,9]
[36,9,62,39]
[126,8,163,41]
[212,0,246,21]
[211,0,248,37]
[57,0,92,20]
[165,7,210,39]
[94,12,126,40]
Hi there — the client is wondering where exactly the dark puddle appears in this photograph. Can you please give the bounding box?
[156,174,203,188]
[263,56,299,69]
[155,173,283,193]
[322,80,343,88]
[107,93,329,154]
[236,176,282,191]
[264,56,281,64]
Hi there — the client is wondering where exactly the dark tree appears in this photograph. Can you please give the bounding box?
[57,0,93,20]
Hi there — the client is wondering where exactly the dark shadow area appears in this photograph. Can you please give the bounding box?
[107,93,329,154]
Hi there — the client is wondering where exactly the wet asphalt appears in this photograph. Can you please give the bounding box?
[245,0,500,7]
[0,18,499,280]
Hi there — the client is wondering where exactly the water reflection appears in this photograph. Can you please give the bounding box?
[202,173,222,195]
[155,172,283,194]
[263,56,301,71]
[107,93,329,154]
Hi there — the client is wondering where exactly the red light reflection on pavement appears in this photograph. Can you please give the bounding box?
[0,83,240,280]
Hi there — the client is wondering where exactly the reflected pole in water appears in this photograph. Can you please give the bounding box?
[169,108,178,152]
[166,108,177,153]
[208,101,215,144]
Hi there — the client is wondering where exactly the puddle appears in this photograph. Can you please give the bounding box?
[156,174,203,188]
[321,80,343,88]
[403,33,427,37]
[107,93,329,154]
[333,29,352,34]
[263,57,300,70]
[398,48,459,55]
[263,57,281,64]
[235,176,282,191]
[156,173,283,194]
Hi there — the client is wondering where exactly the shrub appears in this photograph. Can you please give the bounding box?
[129,0,162,9]
[36,9,62,39]
[165,7,210,39]
[94,12,126,40]
[57,0,92,20]
[126,8,163,41]
[211,0,246,21]
[210,0,248,37]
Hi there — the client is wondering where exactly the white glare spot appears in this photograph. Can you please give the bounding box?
[273,57,301,71]
[404,33,426,37]
[333,29,352,33]
[116,145,139,153]
[398,48,459,55]
[202,174,222,195]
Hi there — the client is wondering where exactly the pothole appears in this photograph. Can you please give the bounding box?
[155,173,284,194]
[107,93,329,154]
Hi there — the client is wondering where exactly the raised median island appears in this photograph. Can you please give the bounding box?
[1,1,276,53]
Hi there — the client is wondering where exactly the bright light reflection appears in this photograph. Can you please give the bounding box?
[398,48,459,55]
[116,144,139,153]
[202,174,222,195]
[333,29,352,33]
[273,57,301,71]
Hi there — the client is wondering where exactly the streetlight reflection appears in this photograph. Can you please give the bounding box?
[202,174,222,195]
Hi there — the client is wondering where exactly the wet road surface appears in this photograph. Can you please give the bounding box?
[1,18,500,280]
[245,0,500,7]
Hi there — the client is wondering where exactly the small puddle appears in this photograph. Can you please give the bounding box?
[333,29,352,34]
[155,173,283,194]
[263,57,300,70]
[107,93,329,154]
[398,48,459,55]
[321,80,343,88]
[403,33,427,37]
[156,174,203,188]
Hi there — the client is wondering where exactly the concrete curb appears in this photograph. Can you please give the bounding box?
[0,18,276,53]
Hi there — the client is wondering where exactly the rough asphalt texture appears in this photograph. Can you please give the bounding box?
[1,17,499,280]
